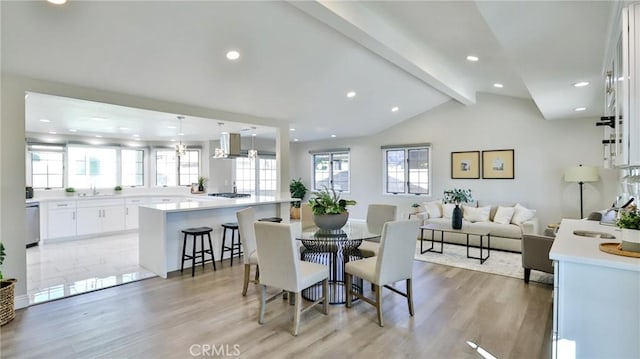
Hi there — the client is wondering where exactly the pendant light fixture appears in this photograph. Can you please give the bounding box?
[175,116,187,157]
[248,128,258,159]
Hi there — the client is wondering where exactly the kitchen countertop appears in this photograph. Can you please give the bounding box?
[549,218,640,272]
[143,195,297,213]
[26,192,217,203]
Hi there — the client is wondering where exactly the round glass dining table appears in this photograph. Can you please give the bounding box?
[294,220,381,304]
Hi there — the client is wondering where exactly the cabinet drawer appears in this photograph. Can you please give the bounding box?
[126,197,149,205]
[77,198,125,208]
[49,200,76,209]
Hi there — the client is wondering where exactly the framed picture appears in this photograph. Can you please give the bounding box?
[482,149,514,179]
[451,151,480,179]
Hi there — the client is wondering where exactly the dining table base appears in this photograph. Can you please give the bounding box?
[301,249,363,305]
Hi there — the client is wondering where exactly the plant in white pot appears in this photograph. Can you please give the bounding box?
[443,188,473,230]
[308,186,356,230]
[0,241,17,326]
[616,205,640,252]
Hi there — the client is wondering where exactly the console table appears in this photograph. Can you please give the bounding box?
[419,224,491,264]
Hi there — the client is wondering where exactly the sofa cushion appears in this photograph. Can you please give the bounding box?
[463,205,490,222]
[422,200,443,219]
[442,203,456,218]
[512,203,536,225]
[494,206,515,224]
[471,221,523,239]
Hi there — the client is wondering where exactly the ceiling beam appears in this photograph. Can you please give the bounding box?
[288,1,476,105]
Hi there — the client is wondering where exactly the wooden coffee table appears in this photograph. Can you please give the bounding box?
[419,224,491,264]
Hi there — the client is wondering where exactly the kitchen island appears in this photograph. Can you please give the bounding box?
[139,196,295,278]
[549,219,640,359]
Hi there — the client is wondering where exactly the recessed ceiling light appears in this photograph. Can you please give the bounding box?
[290,128,296,132]
[119,127,129,131]
[178,133,184,136]
[132,134,140,137]
[493,83,504,88]
[47,0,67,4]
[69,129,77,132]
[40,119,50,123]
[391,106,399,112]
[48,131,57,134]
[331,134,337,138]
[170,139,176,142]
[252,133,257,137]
[346,91,356,98]
[466,55,479,62]
[575,107,587,112]
[167,125,176,129]
[294,138,299,142]
[226,50,240,61]
[95,135,103,138]
[92,117,106,121]
[573,81,590,87]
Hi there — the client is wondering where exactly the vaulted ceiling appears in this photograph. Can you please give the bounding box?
[2,1,616,142]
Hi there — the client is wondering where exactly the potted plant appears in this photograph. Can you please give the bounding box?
[443,188,473,230]
[0,242,17,326]
[64,187,75,196]
[114,185,123,193]
[289,178,307,219]
[197,176,208,192]
[616,205,640,252]
[308,186,357,230]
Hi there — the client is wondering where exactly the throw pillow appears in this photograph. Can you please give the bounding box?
[442,203,456,218]
[463,205,490,222]
[422,201,443,219]
[494,206,515,224]
[511,203,536,225]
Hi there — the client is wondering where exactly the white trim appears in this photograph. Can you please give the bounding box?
[15,294,29,309]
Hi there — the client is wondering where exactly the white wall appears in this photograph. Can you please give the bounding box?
[290,93,618,229]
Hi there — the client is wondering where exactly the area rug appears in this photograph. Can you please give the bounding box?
[414,241,554,284]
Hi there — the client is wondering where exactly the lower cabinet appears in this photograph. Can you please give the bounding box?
[76,198,125,236]
[47,200,77,239]
[125,197,149,230]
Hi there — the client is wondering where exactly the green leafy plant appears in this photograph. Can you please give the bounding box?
[443,188,473,204]
[289,178,307,208]
[65,187,75,193]
[308,186,356,215]
[411,203,421,208]
[114,185,123,191]
[0,242,5,280]
[617,205,640,230]
[198,176,208,187]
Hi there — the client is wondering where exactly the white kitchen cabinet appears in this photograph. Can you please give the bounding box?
[76,198,125,235]
[47,200,77,239]
[125,197,149,230]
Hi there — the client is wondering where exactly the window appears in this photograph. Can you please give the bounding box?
[234,157,277,196]
[383,145,430,195]
[31,150,64,189]
[67,146,117,188]
[179,150,199,186]
[156,149,200,187]
[312,151,350,192]
[121,149,144,187]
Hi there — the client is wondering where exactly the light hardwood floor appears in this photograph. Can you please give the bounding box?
[1,259,553,358]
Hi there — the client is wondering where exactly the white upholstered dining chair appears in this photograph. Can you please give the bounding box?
[254,221,329,335]
[358,204,397,258]
[345,219,420,327]
[236,207,259,296]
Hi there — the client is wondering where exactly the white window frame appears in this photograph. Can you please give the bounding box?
[310,149,351,193]
[154,148,200,187]
[382,144,431,196]
[234,155,277,196]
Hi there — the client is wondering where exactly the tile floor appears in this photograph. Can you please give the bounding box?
[26,232,156,305]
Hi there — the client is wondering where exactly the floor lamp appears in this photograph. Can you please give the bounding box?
[564,165,600,218]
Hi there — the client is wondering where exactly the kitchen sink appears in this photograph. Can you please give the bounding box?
[573,230,616,239]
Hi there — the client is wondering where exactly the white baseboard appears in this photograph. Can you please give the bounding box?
[15,294,29,309]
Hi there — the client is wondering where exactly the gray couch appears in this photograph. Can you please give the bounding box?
[418,201,539,252]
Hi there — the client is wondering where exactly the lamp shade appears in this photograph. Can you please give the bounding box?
[564,165,599,183]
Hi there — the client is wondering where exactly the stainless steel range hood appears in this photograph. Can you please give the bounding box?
[211,133,243,159]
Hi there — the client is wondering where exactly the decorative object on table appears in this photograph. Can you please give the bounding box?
[482,149,514,179]
[564,164,599,218]
[64,187,75,196]
[308,186,356,230]
[0,242,17,326]
[114,185,122,193]
[443,188,473,230]
[451,151,480,179]
[289,178,307,219]
[616,204,640,252]
[197,176,208,192]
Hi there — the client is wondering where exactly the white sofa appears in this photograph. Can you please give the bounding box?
[417,200,539,252]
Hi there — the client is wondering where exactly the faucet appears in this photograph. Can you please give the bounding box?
[92,185,99,196]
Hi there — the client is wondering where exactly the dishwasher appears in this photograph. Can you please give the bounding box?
[26,201,40,247]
